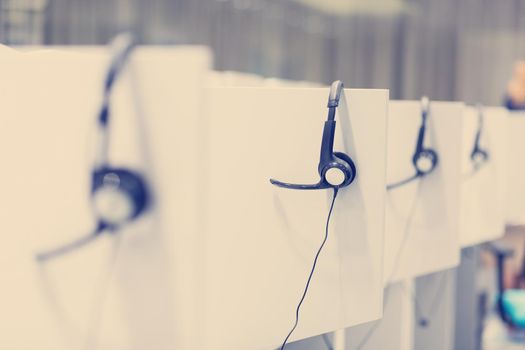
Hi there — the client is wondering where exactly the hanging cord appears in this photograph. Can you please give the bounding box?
[279,188,339,350]
[352,286,394,350]
[321,333,334,350]
[390,187,452,328]
[353,271,449,350]
[398,280,428,327]
[353,180,423,350]
[385,180,424,283]
[83,233,124,350]
[398,270,449,328]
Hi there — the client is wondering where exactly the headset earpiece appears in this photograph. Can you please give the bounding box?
[270,80,357,191]
[419,318,429,327]
[387,96,438,190]
[470,105,489,170]
[92,167,149,228]
[471,149,488,167]
[36,34,150,262]
[331,152,356,185]
[413,148,438,175]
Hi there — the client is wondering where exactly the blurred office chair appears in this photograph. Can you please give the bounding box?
[490,242,525,340]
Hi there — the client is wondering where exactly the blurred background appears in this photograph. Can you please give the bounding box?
[2,0,525,104]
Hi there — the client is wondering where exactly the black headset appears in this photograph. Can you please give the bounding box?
[36,34,150,262]
[387,96,438,191]
[270,80,356,191]
[470,104,489,171]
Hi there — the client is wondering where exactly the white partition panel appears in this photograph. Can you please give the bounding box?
[203,87,388,350]
[345,279,415,350]
[459,106,507,246]
[0,47,211,350]
[384,101,463,283]
[414,269,457,350]
[506,111,525,225]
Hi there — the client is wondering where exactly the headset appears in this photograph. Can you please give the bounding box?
[271,81,356,350]
[387,96,438,191]
[36,34,150,262]
[469,104,489,171]
[270,80,356,191]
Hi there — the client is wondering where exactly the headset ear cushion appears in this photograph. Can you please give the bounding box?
[476,149,489,162]
[333,152,356,184]
[93,168,149,222]
[413,148,438,174]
